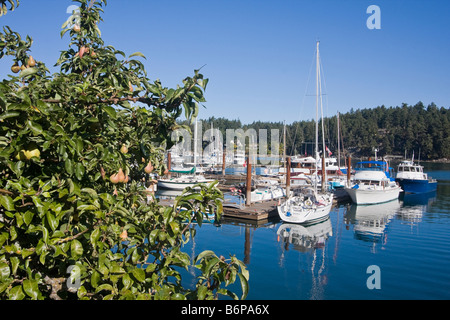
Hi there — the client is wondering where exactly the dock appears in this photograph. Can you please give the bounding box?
[222,199,280,221]
[158,154,351,222]
[157,196,282,221]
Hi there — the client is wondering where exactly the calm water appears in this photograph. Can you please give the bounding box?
[177,162,450,300]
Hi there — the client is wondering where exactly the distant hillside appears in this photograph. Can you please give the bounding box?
[181,102,450,160]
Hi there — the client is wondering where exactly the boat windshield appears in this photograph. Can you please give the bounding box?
[355,161,388,171]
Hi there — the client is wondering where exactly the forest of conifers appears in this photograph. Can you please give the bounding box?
[191,102,450,160]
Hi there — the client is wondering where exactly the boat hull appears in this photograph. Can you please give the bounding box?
[396,178,437,194]
[277,195,333,224]
[157,178,214,190]
[344,186,401,205]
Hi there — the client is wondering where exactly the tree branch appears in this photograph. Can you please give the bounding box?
[42,96,162,108]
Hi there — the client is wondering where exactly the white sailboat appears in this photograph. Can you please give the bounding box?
[157,118,214,190]
[278,41,334,224]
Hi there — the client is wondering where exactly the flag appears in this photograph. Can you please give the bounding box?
[326,146,332,156]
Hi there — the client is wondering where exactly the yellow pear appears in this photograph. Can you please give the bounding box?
[11,64,21,73]
[144,162,153,174]
[27,55,36,67]
[117,168,125,183]
[110,173,119,184]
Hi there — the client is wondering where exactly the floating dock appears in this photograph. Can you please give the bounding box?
[222,199,280,221]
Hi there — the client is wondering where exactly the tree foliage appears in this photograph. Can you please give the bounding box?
[0,0,248,300]
[195,102,450,160]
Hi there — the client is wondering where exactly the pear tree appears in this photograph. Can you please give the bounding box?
[0,0,248,300]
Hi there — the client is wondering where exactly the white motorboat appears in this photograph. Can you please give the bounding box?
[344,160,401,205]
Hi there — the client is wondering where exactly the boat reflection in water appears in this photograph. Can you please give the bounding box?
[276,219,333,300]
[277,219,333,253]
[397,191,437,226]
[345,200,400,247]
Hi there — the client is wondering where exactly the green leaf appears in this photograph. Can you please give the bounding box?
[95,283,113,294]
[132,268,146,283]
[238,273,249,300]
[27,120,43,135]
[129,52,146,59]
[91,271,101,289]
[23,279,39,300]
[46,212,58,232]
[0,111,20,121]
[197,285,208,300]
[179,193,203,201]
[75,162,85,180]
[149,229,159,245]
[81,188,98,199]
[103,106,117,119]
[0,262,10,281]
[169,221,180,234]
[171,293,186,300]
[205,257,220,276]
[90,228,100,246]
[0,195,15,211]
[194,250,216,264]
[65,159,73,176]
[8,285,25,300]
[19,67,38,78]
[71,239,83,260]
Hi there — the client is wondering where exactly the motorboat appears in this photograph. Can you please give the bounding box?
[395,159,437,193]
[344,160,401,205]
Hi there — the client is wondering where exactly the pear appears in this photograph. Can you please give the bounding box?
[73,24,81,33]
[110,173,119,184]
[120,144,128,154]
[120,229,128,240]
[11,64,21,73]
[79,46,87,59]
[15,147,40,161]
[27,55,36,67]
[117,168,125,183]
[144,162,154,174]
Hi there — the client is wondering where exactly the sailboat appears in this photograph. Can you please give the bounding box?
[277,41,334,224]
[157,118,214,190]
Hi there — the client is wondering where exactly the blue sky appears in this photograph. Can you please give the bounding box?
[1,0,449,124]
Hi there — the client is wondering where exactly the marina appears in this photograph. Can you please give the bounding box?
[177,161,450,300]
[1,0,449,304]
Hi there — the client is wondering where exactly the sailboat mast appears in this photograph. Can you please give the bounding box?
[337,112,341,169]
[194,118,198,167]
[315,41,320,162]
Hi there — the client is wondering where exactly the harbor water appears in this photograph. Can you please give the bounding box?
[176,162,450,300]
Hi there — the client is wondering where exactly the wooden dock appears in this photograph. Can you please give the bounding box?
[157,196,282,221]
[222,199,281,221]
